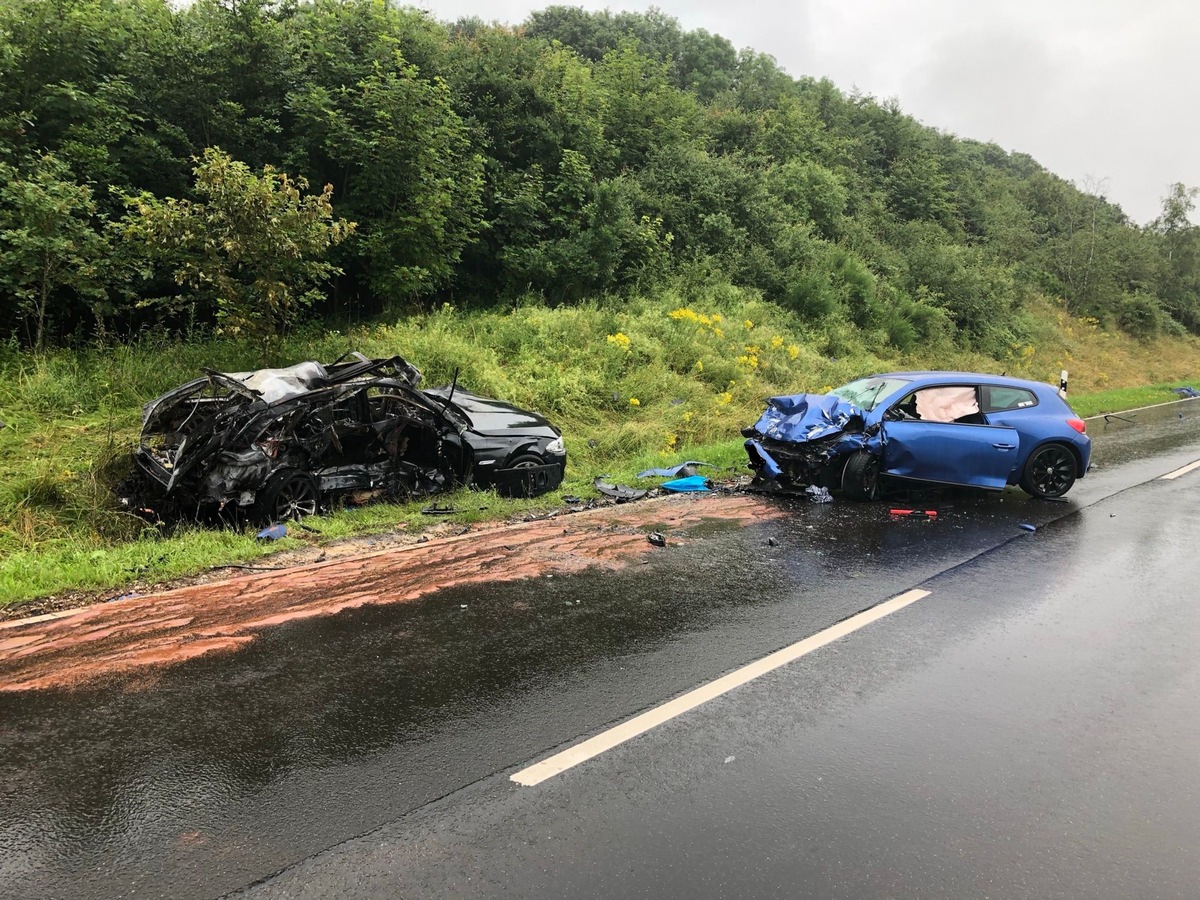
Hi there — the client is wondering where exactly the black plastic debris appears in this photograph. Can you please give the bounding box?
[647,532,667,547]
[594,477,648,502]
[805,485,833,503]
[421,504,457,515]
[561,495,582,504]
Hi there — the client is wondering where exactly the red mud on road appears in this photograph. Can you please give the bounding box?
[0,494,779,693]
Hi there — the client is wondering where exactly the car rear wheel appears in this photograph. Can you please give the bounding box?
[1019,443,1077,498]
[255,469,321,523]
[841,451,880,501]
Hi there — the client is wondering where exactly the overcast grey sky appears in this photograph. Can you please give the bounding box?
[418,0,1197,224]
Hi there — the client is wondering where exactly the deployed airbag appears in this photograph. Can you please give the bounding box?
[914,386,979,423]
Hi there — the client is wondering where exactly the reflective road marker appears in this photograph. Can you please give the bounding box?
[1162,459,1200,480]
[512,588,932,786]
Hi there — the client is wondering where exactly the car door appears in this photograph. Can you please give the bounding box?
[879,384,1020,489]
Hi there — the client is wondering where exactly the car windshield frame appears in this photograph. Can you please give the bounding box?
[828,376,911,412]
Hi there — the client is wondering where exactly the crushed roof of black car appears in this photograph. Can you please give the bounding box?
[122,353,566,522]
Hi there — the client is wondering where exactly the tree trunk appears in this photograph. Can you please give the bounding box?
[35,257,50,353]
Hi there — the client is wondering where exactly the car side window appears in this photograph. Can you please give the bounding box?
[886,391,922,420]
[886,386,985,424]
[982,386,1038,413]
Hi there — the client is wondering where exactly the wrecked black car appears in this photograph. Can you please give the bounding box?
[122,353,566,521]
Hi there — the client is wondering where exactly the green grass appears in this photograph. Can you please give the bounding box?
[0,287,1195,610]
[1068,383,1198,418]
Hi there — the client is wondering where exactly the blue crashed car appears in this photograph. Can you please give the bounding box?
[743,372,1091,500]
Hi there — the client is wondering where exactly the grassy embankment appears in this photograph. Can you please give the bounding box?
[1,287,1196,609]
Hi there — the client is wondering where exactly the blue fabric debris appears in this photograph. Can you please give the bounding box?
[636,460,711,478]
[1171,386,1200,398]
[661,475,712,493]
[257,523,288,540]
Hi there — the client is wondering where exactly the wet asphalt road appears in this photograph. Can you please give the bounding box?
[2,400,1199,899]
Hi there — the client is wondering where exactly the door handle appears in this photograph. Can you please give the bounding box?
[992,442,1016,450]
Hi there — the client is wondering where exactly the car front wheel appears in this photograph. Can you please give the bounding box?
[1019,443,1077,498]
[841,451,880,501]
[502,452,554,498]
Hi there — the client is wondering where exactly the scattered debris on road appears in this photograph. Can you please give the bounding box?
[256,524,288,540]
[594,478,647,502]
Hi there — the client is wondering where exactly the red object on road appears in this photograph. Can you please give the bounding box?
[889,508,938,518]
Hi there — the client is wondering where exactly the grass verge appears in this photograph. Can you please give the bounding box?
[0,287,1196,610]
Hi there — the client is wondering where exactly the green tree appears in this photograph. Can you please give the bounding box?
[1151,182,1200,330]
[0,152,109,350]
[284,2,482,305]
[124,148,355,359]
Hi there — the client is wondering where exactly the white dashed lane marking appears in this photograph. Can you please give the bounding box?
[512,588,933,786]
[1161,460,1200,480]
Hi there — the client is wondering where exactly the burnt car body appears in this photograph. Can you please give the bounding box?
[124,354,566,521]
[743,371,1091,499]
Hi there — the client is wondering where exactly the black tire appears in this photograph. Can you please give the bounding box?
[502,452,552,498]
[254,468,321,523]
[841,451,880,501]
[1019,443,1077,498]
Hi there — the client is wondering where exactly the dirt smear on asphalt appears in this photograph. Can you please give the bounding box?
[0,494,780,693]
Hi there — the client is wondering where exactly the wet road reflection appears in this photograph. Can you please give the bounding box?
[1,399,1198,900]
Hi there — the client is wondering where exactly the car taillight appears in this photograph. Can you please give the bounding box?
[1067,418,1086,434]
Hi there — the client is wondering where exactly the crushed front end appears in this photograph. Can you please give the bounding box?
[742,393,871,490]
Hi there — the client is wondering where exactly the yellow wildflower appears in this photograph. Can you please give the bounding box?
[770,336,784,349]
[743,319,754,330]
[787,344,800,360]
[629,397,640,406]
[717,391,733,405]
[606,332,631,352]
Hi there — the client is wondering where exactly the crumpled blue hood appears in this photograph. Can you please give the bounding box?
[751,393,865,443]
